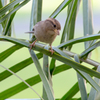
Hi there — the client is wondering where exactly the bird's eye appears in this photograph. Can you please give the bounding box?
[32,28,34,31]
[54,24,56,28]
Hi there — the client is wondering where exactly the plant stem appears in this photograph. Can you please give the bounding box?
[63,50,100,67]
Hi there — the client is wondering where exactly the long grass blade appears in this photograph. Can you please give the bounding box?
[29,50,55,100]
[88,65,100,100]
[50,0,72,18]
[0,74,41,100]
[43,45,53,100]
[1,0,4,6]
[53,64,71,75]
[74,54,88,100]
[0,44,22,62]
[30,0,42,39]
[0,64,43,100]
[53,47,71,59]
[77,70,100,92]
[0,0,30,23]
[53,47,100,92]
[60,0,78,44]
[32,0,42,25]
[0,0,3,8]
[3,7,17,36]
[0,24,2,34]
[0,0,5,34]
[0,53,43,81]
[0,62,98,99]
[61,82,79,100]
[0,0,24,17]
[50,58,56,76]
[67,0,81,50]
[83,0,89,49]
[0,36,100,78]
[88,0,94,37]
[58,33,100,48]
[3,0,12,36]
[0,63,72,99]
[83,0,94,49]
[80,41,100,58]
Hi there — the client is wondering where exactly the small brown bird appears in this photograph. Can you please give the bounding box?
[28,18,61,54]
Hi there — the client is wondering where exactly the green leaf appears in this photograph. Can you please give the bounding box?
[53,64,71,75]
[50,0,72,18]
[0,64,43,100]
[83,0,89,49]
[77,70,100,92]
[53,47,71,59]
[0,0,30,23]
[0,63,72,99]
[88,65,100,100]
[80,41,100,58]
[60,0,78,44]
[29,50,55,100]
[74,54,88,100]
[0,36,100,79]
[0,0,8,32]
[0,61,98,99]
[53,47,100,92]
[0,36,30,46]
[0,0,7,33]
[0,53,43,81]
[0,0,24,17]
[50,58,56,76]
[30,0,42,39]
[30,0,42,27]
[88,0,94,38]
[0,44,22,62]
[58,33,100,48]
[67,0,81,50]
[0,24,3,34]
[43,46,49,79]
[3,3,18,36]
[61,82,79,100]
[42,45,53,100]
[0,75,41,100]
[83,0,94,49]
[0,0,3,8]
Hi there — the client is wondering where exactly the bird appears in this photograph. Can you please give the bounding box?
[27,18,61,54]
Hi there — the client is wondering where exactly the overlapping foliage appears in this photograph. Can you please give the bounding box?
[0,0,100,100]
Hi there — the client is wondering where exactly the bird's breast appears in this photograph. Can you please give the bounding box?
[34,30,57,44]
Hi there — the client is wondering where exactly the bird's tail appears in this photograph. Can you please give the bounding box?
[25,31,34,34]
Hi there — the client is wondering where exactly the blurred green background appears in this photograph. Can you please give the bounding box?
[0,0,100,99]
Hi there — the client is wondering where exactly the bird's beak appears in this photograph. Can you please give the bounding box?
[54,29,60,35]
[25,31,34,33]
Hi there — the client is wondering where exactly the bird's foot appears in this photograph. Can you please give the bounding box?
[49,49,55,55]
[29,40,37,50]
[29,43,35,50]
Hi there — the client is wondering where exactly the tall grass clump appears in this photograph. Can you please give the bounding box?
[0,0,100,100]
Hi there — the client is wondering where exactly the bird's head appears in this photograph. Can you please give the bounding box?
[44,18,61,35]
